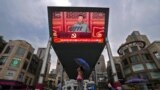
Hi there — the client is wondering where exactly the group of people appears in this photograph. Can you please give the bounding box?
[56,66,84,90]
[57,66,121,90]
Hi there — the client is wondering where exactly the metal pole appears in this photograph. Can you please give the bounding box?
[61,66,64,87]
[105,37,119,83]
[38,38,51,84]
[94,68,97,85]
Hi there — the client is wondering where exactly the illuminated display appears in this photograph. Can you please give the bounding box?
[52,11,105,43]
[10,58,21,67]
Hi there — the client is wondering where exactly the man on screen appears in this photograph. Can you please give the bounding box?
[69,15,90,33]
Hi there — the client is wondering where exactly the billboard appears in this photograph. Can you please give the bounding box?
[49,7,108,43]
[48,7,109,79]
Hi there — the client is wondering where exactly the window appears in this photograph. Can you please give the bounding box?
[29,78,32,85]
[153,52,160,60]
[129,55,139,64]
[150,72,160,79]
[67,86,71,90]
[27,51,32,60]
[132,64,144,72]
[18,72,24,81]
[124,48,130,54]
[0,56,8,65]
[15,47,25,57]
[28,58,38,75]
[146,63,157,69]
[124,68,131,75]
[142,54,152,61]
[10,58,21,68]
[25,76,29,84]
[4,46,13,54]
[122,59,128,66]
[74,86,77,90]
[23,61,28,70]
[131,46,138,52]
[115,64,121,71]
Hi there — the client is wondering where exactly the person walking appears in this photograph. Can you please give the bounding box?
[57,80,62,90]
[77,66,84,90]
[108,83,116,90]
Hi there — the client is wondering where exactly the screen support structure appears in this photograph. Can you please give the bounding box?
[105,37,121,89]
[36,38,51,90]
[61,66,64,87]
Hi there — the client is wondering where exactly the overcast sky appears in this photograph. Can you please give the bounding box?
[0,0,160,70]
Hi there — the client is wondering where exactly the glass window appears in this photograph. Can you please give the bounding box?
[0,56,8,65]
[23,61,28,70]
[74,86,77,90]
[124,48,130,54]
[25,76,29,84]
[67,86,71,90]
[153,52,160,60]
[131,46,138,52]
[146,63,157,69]
[28,58,37,75]
[142,54,152,61]
[132,64,144,72]
[4,46,13,54]
[124,68,131,75]
[15,47,25,57]
[10,58,21,68]
[18,72,24,81]
[122,59,129,66]
[29,78,32,85]
[27,51,32,60]
[129,55,139,64]
[150,72,160,79]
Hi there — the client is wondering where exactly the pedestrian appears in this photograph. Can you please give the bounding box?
[57,80,62,90]
[108,83,116,90]
[77,66,84,90]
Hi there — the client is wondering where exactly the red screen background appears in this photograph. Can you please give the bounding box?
[52,12,105,43]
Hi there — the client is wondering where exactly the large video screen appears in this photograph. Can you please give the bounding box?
[48,7,108,43]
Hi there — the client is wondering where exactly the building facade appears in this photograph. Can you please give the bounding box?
[117,31,160,89]
[47,69,57,89]
[90,55,108,88]
[0,40,42,86]
[107,56,124,84]
[55,59,69,86]
[36,48,51,83]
